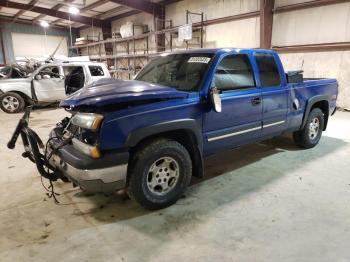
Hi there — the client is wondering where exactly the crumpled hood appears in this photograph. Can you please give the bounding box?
[60,79,189,109]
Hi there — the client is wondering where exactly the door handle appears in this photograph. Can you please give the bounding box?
[251,97,261,106]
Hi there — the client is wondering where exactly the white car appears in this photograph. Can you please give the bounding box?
[0,61,110,113]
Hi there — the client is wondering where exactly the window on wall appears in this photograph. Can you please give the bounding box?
[254,53,281,87]
[212,54,256,91]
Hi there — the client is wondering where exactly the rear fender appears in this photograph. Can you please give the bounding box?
[301,95,329,130]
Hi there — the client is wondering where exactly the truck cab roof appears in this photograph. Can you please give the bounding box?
[160,48,276,56]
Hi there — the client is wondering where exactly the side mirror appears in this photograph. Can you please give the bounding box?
[35,74,42,80]
[209,87,222,113]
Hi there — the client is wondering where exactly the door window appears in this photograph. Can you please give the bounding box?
[212,54,255,91]
[254,53,281,87]
[89,66,104,76]
[11,68,23,78]
[63,66,85,94]
[39,66,60,78]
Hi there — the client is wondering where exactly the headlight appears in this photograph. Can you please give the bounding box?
[71,113,103,131]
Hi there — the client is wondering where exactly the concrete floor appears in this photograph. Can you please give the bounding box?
[0,108,349,262]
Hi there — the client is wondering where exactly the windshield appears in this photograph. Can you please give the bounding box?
[135,53,213,91]
[0,67,11,78]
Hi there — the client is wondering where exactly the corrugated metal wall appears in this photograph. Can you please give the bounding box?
[0,20,76,63]
[274,1,350,110]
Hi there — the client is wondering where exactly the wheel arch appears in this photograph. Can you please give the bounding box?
[0,91,34,105]
[301,95,329,131]
[126,119,204,179]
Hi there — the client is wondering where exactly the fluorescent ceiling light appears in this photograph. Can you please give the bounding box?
[69,6,80,15]
[40,21,49,28]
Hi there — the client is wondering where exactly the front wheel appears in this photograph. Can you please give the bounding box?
[0,92,25,113]
[293,108,324,148]
[127,138,192,210]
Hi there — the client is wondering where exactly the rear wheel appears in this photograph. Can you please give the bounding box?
[293,108,324,148]
[127,138,192,210]
[0,92,25,113]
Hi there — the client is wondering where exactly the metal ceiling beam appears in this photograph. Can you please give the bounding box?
[159,0,183,5]
[32,0,74,23]
[274,0,350,13]
[71,5,130,28]
[80,0,111,12]
[105,9,141,22]
[0,16,79,33]
[78,0,181,30]
[12,0,38,21]
[0,0,107,27]
[96,5,131,20]
[52,0,110,25]
[108,0,162,15]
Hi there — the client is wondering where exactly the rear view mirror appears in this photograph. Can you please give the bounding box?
[286,70,303,84]
[210,87,222,113]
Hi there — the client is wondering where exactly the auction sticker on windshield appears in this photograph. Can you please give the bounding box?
[188,57,211,63]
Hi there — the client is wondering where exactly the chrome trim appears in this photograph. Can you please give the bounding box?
[263,120,285,128]
[207,119,286,142]
[49,153,127,184]
[208,126,261,142]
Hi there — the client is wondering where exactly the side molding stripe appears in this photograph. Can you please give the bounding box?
[207,120,286,142]
[207,126,261,142]
[263,120,285,128]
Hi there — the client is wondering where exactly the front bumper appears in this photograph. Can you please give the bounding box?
[48,130,129,193]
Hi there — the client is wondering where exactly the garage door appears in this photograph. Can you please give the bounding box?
[11,32,68,60]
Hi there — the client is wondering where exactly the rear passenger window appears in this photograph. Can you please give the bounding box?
[254,53,281,87]
[89,66,104,76]
[213,54,255,91]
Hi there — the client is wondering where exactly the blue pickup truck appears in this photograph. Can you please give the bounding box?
[8,48,338,209]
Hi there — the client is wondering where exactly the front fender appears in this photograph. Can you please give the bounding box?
[125,119,203,150]
[0,80,32,98]
[126,118,204,178]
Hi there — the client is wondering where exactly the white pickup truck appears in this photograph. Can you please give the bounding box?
[0,61,110,113]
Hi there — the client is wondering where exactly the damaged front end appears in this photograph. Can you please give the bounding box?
[7,107,129,199]
[6,80,189,199]
[7,107,70,183]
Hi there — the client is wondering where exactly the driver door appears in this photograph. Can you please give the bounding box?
[33,66,65,102]
[203,53,262,155]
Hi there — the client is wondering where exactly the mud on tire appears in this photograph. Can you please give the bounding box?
[127,138,192,210]
[293,108,324,148]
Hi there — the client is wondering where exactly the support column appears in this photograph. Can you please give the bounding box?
[0,28,6,64]
[155,5,166,52]
[102,23,113,67]
[260,0,275,49]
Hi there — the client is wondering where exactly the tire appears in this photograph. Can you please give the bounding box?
[127,138,192,210]
[0,92,25,113]
[293,108,324,148]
